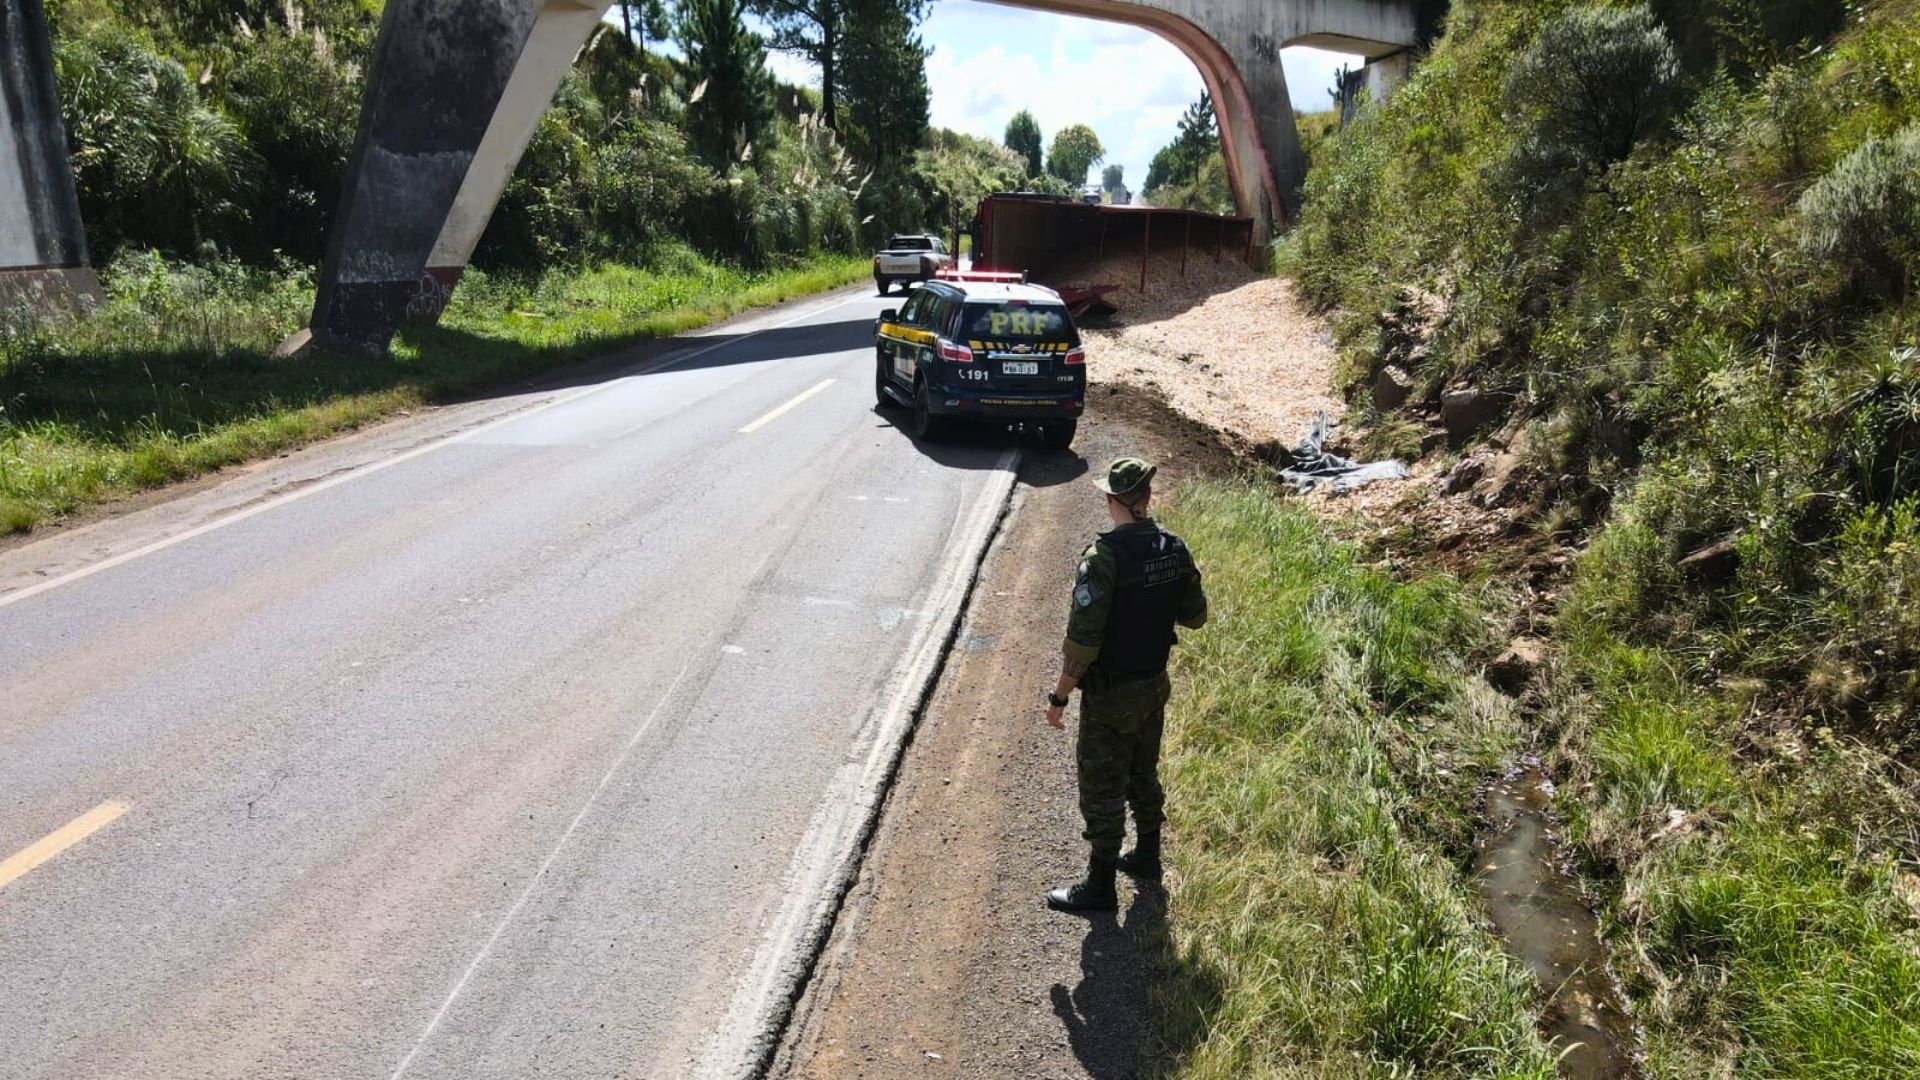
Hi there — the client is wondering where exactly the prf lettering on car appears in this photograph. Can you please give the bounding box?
[989,310,1034,336]
[986,300,1059,338]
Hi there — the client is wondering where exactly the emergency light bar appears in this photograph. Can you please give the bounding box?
[934,268,1028,284]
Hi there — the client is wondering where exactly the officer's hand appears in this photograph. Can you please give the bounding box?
[1045,703,1066,730]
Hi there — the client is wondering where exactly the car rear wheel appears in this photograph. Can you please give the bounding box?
[875,277,890,296]
[1039,419,1078,450]
[912,377,948,442]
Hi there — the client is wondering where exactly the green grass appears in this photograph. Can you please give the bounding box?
[1146,480,1920,1079]
[1149,479,1555,1079]
[1549,621,1920,1078]
[0,246,867,532]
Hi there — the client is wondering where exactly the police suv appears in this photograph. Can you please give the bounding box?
[874,278,1085,449]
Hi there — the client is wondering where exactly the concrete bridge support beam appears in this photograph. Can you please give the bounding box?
[1363,49,1413,102]
[0,0,102,316]
[307,0,604,355]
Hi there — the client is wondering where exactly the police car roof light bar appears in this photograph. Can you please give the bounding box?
[934,268,1028,284]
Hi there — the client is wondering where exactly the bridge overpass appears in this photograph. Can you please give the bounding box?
[0,0,1425,356]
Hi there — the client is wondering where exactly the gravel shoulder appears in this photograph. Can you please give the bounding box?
[773,389,1237,1080]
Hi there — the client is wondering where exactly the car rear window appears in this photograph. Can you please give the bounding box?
[889,236,932,250]
[963,302,1071,340]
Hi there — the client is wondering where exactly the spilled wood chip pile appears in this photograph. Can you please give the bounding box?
[1052,249,1347,459]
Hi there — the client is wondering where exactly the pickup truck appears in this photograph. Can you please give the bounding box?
[872,235,952,295]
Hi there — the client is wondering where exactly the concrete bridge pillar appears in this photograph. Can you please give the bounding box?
[1,0,102,315]
[306,0,604,355]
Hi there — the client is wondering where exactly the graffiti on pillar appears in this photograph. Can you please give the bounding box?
[403,269,453,323]
[1249,32,1280,63]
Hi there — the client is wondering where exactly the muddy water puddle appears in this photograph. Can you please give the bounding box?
[1474,760,1642,1080]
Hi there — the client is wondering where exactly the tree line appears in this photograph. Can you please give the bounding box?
[996,96,1237,212]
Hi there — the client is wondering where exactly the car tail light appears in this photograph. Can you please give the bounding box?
[938,340,974,363]
[1063,346,1086,365]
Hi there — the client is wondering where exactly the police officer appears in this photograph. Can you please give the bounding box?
[1042,457,1207,912]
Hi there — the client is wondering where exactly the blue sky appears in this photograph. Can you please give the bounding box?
[622,2,1358,191]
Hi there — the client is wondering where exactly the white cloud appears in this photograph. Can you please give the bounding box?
[925,10,1204,188]
[763,46,820,89]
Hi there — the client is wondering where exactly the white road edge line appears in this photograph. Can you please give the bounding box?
[0,294,866,612]
[386,659,699,1080]
[694,446,1021,1078]
[737,378,837,434]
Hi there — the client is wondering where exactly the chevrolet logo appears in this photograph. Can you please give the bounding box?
[1012,344,1033,353]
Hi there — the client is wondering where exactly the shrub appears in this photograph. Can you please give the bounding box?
[222,27,366,263]
[477,105,597,271]
[54,32,254,258]
[1503,4,1680,179]
[1797,123,1920,296]
[591,117,718,261]
[1824,497,1920,665]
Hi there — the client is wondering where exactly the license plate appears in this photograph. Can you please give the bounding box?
[1001,361,1039,375]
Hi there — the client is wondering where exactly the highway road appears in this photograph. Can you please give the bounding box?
[0,289,1019,1079]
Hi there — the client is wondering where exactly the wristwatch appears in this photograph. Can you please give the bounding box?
[1046,691,1070,708]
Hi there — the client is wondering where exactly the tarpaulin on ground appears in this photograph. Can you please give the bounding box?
[1279,411,1410,493]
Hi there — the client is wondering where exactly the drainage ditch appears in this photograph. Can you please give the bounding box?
[1474,759,1644,1080]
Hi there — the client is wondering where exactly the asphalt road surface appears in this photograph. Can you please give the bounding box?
[0,289,1019,1079]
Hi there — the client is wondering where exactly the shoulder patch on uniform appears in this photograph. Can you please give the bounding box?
[1074,583,1096,608]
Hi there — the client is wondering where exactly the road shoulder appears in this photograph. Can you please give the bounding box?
[774,390,1237,1079]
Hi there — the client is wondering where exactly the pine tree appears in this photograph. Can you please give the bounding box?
[677,0,774,167]
[1145,92,1218,193]
[837,0,929,170]
[1004,110,1043,179]
[748,0,927,132]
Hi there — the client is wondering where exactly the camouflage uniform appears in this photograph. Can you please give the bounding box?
[1063,515,1207,862]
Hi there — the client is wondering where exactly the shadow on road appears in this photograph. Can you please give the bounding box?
[1049,888,1224,1079]
[2,308,883,445]
[868,401,1094,486]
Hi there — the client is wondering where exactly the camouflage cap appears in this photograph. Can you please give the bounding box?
[1095,456,1157,497]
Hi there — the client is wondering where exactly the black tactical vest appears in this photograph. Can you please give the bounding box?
[1094,526,1194,679]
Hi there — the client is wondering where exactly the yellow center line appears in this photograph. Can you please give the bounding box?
[0,801,131,892]
[738,378,837,434]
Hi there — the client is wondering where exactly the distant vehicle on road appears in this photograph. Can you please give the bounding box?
[872,234,952,295]
[874,277,1085,449]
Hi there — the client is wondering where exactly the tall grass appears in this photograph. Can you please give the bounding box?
[1549,618,1920,1077]
[0,246,866,533]
[1152,480,1554,1078]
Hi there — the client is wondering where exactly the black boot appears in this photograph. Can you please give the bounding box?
[1047,855,1118,912]
[1117,830,1162,880]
